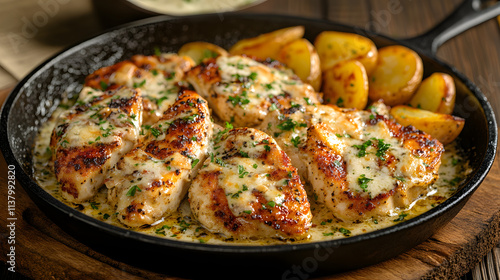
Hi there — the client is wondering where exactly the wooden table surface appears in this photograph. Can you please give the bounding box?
[1,0,500,279]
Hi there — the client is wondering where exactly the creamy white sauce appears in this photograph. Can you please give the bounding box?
[129,0,263,15]
[33,109,471,245]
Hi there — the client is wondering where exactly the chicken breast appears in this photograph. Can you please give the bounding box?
[106,90,213,227]
[259,103,444,221]
[189,127,312,239]
[50,86,143,202]
[186,55,321,127]
[85,53,195,124]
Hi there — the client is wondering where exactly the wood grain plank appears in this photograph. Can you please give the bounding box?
[326,0,371,28]
[367,0,461,38]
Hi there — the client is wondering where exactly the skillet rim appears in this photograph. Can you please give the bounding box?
[0,13,497,254]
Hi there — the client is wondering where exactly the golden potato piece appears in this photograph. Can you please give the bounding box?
[278,38,322,91]
[409,73,456,115]
[314,31,378,74]
[178,42,228,64]
[368,45,423,106]
[322,60,368,109]
[229,26,305,60]
[390,105,464,145]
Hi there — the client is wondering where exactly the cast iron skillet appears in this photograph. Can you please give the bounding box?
[1,1,498,278]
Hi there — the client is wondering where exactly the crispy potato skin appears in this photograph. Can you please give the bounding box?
[409,73,456,114]
[278,38,322,91]
[229,26,305,60]
[178,41,229,65]
[322,60,368,109]
[368,45,423,106]
[390,105,465,145]
[314,31,378,75]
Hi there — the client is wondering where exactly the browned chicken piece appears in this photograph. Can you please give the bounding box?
[186,55,321,127]
[189,127,312,239]
[85,53,195,124]
[50,87,143,202]
[106,90,213,227]
[259,103,444,221]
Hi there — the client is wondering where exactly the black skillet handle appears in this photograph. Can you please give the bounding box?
[402,0,500,55]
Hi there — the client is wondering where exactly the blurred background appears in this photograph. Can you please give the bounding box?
[0,0,499,279]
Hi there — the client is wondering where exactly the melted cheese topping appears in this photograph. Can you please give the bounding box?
[214,55,317,108]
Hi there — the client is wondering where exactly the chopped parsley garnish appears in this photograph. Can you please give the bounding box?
[269,103,278,111]
[374,138,391,160]
[353,140,372,157]
[264,145,271,152]
[192,136,197,141]
[304,97,314,105]
[191,158,200,169]
[357,174,373,192]
[291,136,301,147]
[90,202,99,210]
[252,163,258,169]
[213,122,233,144]
[323,232,334,236]
[267,201,276,208]
[156,96,169,106]
[100,81,109,90]
[183,114,199,122]
[228,94,250,107]
[150,127,161,138]
[393,213,408,222]
[248,72,258,81]
[126,185,142,197]
[339,227,351,236]
[394,176,406,182]
[151,69,158,76]
[155,225,171,236]
[277,118,307,131]
[336,97,344,107]
[242,210,252,214]
[238,165,249,178]
[133,79,146,88]
[239,151,249,158]
[215,158,226,167]
[103,214,110,220]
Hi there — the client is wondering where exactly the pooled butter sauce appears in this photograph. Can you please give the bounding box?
[33,106,471,246]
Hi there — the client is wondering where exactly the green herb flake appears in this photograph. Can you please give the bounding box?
[100,81,109,90]
[126,185,142,197]
[191,158,200,169]
[133,79,146,88]
[357,174,373,192]
[393,213,408,222]
[339,227,351,236]
[150,127,161,138]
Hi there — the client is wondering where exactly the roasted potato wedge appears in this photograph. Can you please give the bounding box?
[314,31,378,75]
[390,105,464,145]
[322,60,368,109]
[178,41,228,64]
[229,26,305,60]
[278,38,322,91]
[409,73,456,114]
[368,45,423,106]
